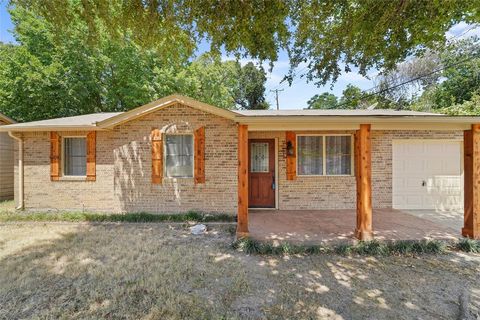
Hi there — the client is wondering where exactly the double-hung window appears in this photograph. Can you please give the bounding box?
[63,137,87,176]
[165,134,194,178]
[297,135,352,176]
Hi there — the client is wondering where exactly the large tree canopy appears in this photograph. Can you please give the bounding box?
[306,38,480,113]
[0,4,269,121]
[11,0,480,85]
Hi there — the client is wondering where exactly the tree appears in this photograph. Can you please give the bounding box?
[339,85,366,109]
[307,93,338,109]
[0,5,270,121]
[307,85,379,110]
[440,92,480,115]
[403,38,480,112]
[430,39,480,109]
[374,51,442,108]
[173,54,240,110]
[0,5,181,122]
[235,62,269,110]
[12,0,480,85]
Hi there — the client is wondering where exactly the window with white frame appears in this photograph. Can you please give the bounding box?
[63,137,87,176]
[165,134,194,178]
[297,135,352,176]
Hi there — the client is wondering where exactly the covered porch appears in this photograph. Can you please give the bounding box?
[248,209,460,244]
[236,123,480,242]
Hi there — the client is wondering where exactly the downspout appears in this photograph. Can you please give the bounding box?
[8,131,24,210]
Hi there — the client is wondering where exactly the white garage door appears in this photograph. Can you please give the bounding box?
[392,140,463,210]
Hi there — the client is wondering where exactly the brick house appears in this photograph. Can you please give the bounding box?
[2,94,480,240]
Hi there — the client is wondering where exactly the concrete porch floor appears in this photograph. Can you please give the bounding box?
[248,209,461,244]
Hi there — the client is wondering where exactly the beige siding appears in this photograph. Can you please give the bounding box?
[0,131,14,200]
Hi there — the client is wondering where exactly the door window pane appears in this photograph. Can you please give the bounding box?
[165,135,194,178]
[297,136,323,175]
[251,143,269,172]
[326,136,352,175]
[64,137,87,176]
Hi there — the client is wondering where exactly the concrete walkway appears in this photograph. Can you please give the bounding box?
[249,208,461,244]
[402,209,463,231]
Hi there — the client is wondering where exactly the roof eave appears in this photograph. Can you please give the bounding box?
[234,115,480,124]
[0,125,108,132]
[0,114,16,124]
[97,94,238,129]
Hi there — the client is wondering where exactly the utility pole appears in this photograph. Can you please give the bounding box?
[270,89,284,110]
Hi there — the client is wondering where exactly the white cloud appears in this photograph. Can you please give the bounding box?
[227,22,480,109]
[337,72,371,83]
[446,22,480,40]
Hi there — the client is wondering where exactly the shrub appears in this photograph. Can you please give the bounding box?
[388,240,414,254]
[387,240,447,255]
[305,245,323,254]
[232,238,449,256]
[424,240,446,254]
[334,243,352,255]
[361,240,389,255]
[242,238,262,254]
[457,238,480,253]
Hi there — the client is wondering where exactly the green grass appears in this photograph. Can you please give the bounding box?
[232,238,451,256]
[0,201,235,223]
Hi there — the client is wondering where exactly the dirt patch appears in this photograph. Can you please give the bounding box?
[1,223,479,319]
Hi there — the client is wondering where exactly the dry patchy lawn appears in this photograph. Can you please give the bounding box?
[1,222,480,319]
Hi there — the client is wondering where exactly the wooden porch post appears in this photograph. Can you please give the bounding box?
[463,124,480,239]
[237,124,249,238]
[355,124,373,240]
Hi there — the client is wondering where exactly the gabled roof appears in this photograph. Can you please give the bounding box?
[97,94,238,128]
[0,112,16,124]
[0,113,121,131]
[1,94,480,132]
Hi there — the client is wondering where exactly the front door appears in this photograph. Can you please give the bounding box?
[249,139,275,208]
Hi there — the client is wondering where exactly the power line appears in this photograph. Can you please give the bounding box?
[270,89,284,110]
[334,51,480,109]
[355,27,480,104]
[267,25,480,108]
[270,24,479,94]
[270,64,310,91]
[447,24,479,44]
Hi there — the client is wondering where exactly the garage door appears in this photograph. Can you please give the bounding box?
[392,140,462,210]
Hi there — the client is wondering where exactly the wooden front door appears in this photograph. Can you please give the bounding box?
[249,139,275,208]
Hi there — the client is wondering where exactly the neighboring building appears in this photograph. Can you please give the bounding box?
[1,94,480,239]
[0,113,15,201]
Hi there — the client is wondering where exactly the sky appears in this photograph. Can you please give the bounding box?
[0,2,478,110]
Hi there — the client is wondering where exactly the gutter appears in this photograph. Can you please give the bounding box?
[0,125,107,132]
[8,132,24,210]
